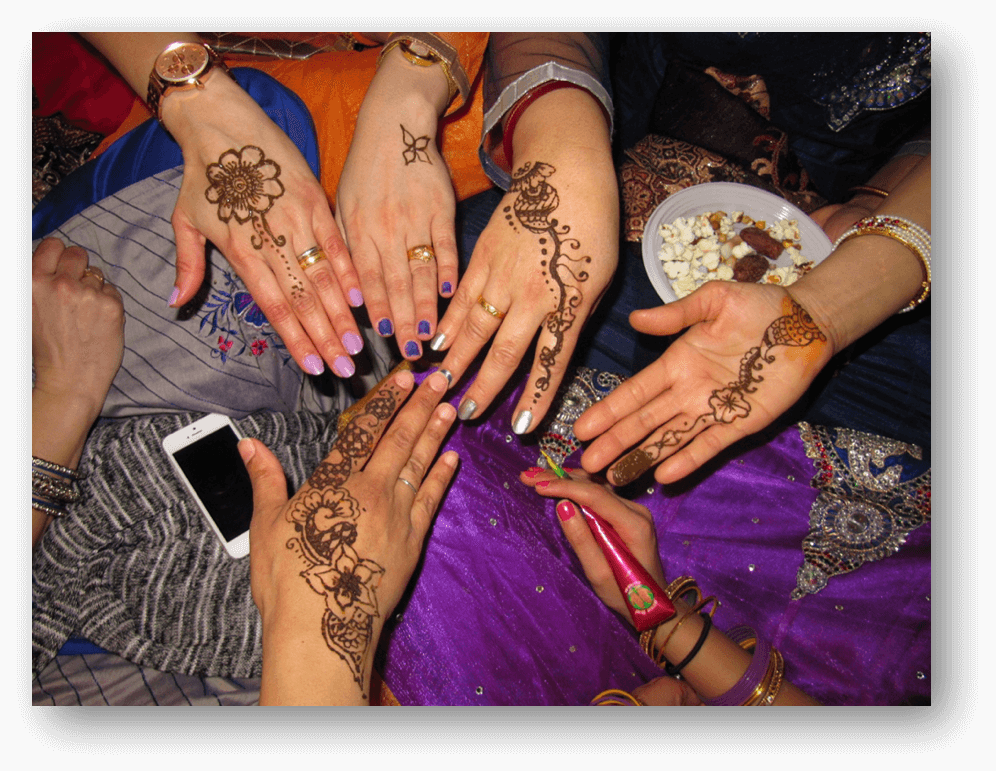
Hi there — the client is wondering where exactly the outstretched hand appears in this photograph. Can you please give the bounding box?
[240,367,458,704]
[575,282,832,486]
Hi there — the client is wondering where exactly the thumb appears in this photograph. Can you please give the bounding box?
[629,286,718,336]
[238,438,289,516]
[170,206,208,307]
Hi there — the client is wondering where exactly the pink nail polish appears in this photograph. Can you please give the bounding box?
[342,331,363,355]
[536,480,551,488]
[557,500,576,521]
[167,286,180,306]
[302,354,325,376]
[332,356,355,378]
[578,504,675,631]
[348,288,364,307]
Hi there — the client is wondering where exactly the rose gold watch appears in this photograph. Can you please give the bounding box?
[146,41,229,123]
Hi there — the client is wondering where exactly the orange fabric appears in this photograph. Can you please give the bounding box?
[92,35,493,203]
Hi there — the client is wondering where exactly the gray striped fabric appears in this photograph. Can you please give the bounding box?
[32,409,338,679]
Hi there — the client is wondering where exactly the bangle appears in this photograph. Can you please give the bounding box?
[32,497,66,518]
[848,184,890,199]
[501,81,591,170]
[32,471,81,504]
[590,689,645,706]
[654,595,718,668]
[702,626,772,706]
[377,37,459,108]
[747,648,786,706]
[663,612,712,677]
[833,215,931,313]
[32,456,84,480]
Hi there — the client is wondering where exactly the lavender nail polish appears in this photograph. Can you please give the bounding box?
[342,331,364,355]
[348,288,364,307]
[418,320,431,336]
[333,356,356,378]
[167,286,180,306]
[377,318,394,336]
[404,340,421,358]
[441,281,453,295]
[302,354,325,376]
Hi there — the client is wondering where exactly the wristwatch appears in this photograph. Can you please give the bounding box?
[146,41,229,122]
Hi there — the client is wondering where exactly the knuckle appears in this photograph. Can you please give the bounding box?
[261,300,295,327]
[635,406,661,434]
[406,456,427,481]
[462,312,495,343]
[385,274,412,298]
[290,290,319,314]
[387,423,418,454]
[309,266,339,294]
[488,340,522,370]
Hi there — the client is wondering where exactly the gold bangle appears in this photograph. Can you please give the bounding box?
[743,648,784,706]
[377,38,458,107]
[654,596,717,668]
[848,184,890,199]
[590,688,645,706]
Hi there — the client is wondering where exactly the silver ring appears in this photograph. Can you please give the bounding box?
[396,477,419,494]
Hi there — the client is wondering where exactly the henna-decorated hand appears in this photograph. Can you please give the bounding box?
[240,368,458,704]
[520,469,666,623]
[334,46,458,362]
[32,238,125,423]
[575,282,833,486]
[164,72,366,379]
[433,157,618,433]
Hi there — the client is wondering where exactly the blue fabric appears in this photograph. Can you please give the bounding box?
[32,68,321,240]
[57,635,107,656]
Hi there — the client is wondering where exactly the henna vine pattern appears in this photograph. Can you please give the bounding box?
[611,298,827,485]
[401,124,432,165]
[283,384,398,696]
[503,162,591,405]
[204,145,305,300]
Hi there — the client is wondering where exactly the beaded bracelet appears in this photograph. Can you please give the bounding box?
[702,626,772,706]
[664,612,713,677]
[832,215,931,313]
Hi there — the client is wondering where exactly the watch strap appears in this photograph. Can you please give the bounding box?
[146,42,229,124]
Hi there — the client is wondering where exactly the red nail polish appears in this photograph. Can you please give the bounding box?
[557,500,576,521]
[522,468,543,478]
[536,480,551,488]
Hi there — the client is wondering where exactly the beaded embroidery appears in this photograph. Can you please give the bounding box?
[793,422,930,599]
[813,33,931,132]
[537,367,624,470]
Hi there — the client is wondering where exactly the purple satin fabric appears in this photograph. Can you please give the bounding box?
[378,371,929,706]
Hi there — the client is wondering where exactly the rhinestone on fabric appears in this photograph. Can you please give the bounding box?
[537,367,625,470]
[792,423,931,600]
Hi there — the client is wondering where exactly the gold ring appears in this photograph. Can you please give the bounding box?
[407,245,435,263]
[81,266,105,286]
[297,246,327,270]
[477,294,507,320]
[397,477,419,494]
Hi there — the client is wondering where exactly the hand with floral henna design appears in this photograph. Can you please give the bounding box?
[240,366,459,705]
[576,283,833,486]
[79,32,365,379]
[432,86,618,434]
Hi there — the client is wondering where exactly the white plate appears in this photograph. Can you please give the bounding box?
[641,182,833,303]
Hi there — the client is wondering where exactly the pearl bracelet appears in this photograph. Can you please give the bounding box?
[832,215,931,313]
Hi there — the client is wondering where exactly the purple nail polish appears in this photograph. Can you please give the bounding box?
[333,356,355,378]
[404,340,421,358]
[377,318,393,336]
[348,288,364,307]
[302,354,325,376]
[342,331,363,355]
[441,281,453,295]
[418,320,431,336]
[167,286,180,306]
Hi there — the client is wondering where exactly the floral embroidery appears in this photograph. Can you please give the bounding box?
[199,269,291,366]
[250,339,267,356]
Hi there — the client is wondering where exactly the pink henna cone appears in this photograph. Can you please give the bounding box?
[578,504,675,631]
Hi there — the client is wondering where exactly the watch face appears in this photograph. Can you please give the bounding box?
[155,43,209,83]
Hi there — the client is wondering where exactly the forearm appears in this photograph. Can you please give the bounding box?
[31,388,101,545]
[80,32,202,96]
[789,154,931,354]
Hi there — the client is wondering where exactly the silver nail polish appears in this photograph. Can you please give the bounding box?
[458,399,477,421]
[512,410,533,435]
[429,333,447,351]
[438,368,453,387]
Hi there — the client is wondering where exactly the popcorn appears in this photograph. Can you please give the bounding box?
[657,210,815,299]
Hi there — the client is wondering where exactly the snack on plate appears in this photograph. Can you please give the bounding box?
[658,210,815,299]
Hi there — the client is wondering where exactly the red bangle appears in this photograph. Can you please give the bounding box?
[501,81,591,170]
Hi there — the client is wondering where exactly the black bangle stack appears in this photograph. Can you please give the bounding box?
[31,456,84,518]
[663,613,713,678]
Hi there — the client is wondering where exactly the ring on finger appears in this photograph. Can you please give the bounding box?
[407,245,435,263]
[81,266,105,286]
[477,294,507,320]
[297,246,327,270]
[397,477,419,494]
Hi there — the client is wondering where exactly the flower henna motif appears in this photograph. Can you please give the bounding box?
[611,298,827,485]
[204,145,286,249]
[401,124,432,165]
[505,162,591,405]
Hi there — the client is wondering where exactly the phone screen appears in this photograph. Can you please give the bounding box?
[172,425,253,542]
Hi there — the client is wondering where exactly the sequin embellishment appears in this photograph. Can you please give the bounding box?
[537,367,625,470]
[792,423,930,599]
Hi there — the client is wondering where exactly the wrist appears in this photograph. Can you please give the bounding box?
[159,67,249,143]
[371,45,450,118]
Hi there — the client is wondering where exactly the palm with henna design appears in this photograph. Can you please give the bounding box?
[575,282,832,486]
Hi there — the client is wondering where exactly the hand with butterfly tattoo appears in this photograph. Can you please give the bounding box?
[575,283,833,486]
[239,367,458,704]
[433,87,618,435]
[334,42,460,362]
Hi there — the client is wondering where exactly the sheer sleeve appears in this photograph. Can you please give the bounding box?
[480,32,613,188]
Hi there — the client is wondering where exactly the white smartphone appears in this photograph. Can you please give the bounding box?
[162,413,253,558]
